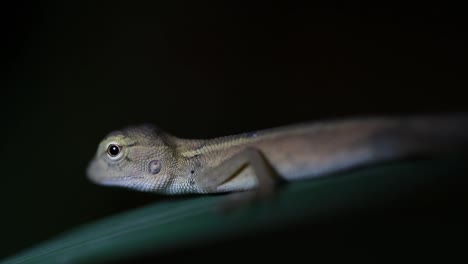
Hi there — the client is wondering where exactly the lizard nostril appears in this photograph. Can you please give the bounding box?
[149,160,162,174]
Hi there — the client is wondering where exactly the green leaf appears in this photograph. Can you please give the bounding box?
[2,158,466,264]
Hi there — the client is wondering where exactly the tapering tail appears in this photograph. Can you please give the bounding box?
[280,113,468,181]
[372,113,468,159]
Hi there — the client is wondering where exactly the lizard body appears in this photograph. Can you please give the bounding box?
[87,114,468,195]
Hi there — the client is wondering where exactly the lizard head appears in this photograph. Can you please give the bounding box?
[86,124,179,193]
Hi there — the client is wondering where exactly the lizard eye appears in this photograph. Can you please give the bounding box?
[106,143,122,159]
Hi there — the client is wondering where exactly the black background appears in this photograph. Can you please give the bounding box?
[2,1,467,260]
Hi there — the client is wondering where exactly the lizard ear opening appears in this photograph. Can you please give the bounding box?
[149,160,162,174]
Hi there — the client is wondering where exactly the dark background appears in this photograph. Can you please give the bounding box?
[2,1,467,260]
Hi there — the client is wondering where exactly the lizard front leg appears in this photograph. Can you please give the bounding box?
[194,148,281,209]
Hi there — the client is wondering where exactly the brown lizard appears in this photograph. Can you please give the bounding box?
[86,114,468,200]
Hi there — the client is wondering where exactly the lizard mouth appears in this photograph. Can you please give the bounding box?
[99,176,144,186]
[86,158,144,185]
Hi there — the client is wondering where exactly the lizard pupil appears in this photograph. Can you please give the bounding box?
[107,145,120,157]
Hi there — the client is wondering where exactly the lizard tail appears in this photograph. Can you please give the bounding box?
[279,113,468,181]
[372,113,468,159]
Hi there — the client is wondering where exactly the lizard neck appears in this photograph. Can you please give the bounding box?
[174,133,260,159]
[172,123,315,159]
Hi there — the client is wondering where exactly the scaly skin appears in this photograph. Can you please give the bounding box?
[86,114,468,195]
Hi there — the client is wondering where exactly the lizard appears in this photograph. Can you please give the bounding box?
[86,114,468,203]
